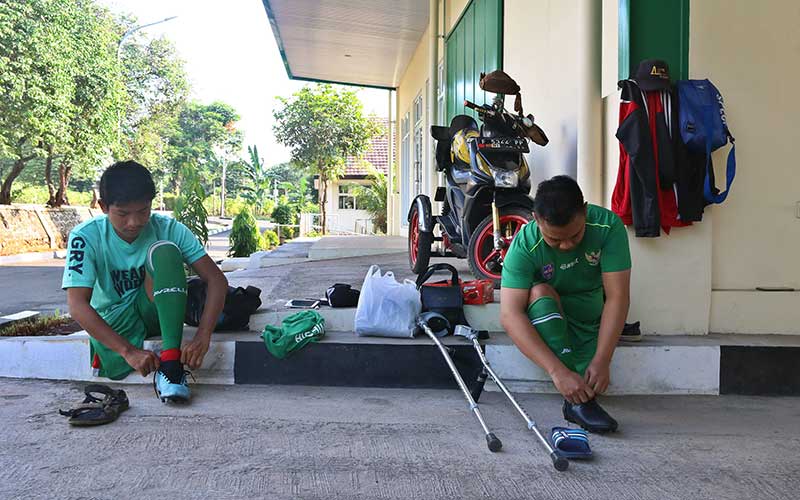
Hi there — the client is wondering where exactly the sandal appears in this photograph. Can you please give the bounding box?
[59,384,129,426]
[550,426,593,459]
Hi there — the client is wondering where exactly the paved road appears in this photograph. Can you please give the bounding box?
[1,378,798,500]
[0,230,233,317]
[0,259,68,317]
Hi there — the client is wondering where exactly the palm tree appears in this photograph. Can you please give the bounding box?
[241,145,272,216]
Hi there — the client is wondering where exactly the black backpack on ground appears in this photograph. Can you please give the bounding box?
[184,276,262,331]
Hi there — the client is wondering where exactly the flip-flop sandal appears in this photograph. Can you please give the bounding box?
[550,427,593,459]
[59,384,129,426]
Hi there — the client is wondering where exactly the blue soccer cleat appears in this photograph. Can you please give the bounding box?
[153,360,191,403]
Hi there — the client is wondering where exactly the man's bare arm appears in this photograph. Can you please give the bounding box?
[181,255,228,369]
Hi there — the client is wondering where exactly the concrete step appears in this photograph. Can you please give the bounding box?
[250,304,503,334]
[2,327,798,395]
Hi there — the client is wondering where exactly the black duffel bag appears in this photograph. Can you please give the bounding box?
[185,276,262,331]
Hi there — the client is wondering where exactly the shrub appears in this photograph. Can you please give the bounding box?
[271,202,297,225]
[10,185,93,206]
[228,207,260,257]
[261,229,279,248]
[279,225,296,240]
[161,193,178,211]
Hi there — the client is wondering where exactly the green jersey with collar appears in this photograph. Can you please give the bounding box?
[501,204,631,324]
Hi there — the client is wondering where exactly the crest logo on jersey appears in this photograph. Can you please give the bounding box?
[585,250,601,266]
[542,263,554,281]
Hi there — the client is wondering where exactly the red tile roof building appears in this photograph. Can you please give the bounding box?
[342,117,392,178]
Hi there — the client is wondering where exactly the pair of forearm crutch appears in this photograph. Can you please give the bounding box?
[416,311,568,471]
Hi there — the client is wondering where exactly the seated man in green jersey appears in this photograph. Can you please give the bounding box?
[62,161,229,403]
[500,175,631,433]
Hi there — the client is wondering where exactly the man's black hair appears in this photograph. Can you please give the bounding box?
[533,175,586,226]
[99,160,156,206]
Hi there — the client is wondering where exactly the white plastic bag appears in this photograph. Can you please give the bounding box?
[354,265,421,338]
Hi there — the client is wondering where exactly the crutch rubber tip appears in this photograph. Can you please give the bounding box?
[550,451,569,471]
[486,433,502,452]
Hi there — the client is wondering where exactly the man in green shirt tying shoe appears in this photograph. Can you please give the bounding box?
[62,161,228,403]
[501,175,631,433]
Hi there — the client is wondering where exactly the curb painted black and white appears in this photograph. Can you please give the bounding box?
[1,326,798,395]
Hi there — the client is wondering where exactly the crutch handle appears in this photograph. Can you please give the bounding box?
[550,451,569,471]
[486,433,502,452]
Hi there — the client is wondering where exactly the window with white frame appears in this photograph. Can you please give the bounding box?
[400,113,411,222]
[338,183,360,210]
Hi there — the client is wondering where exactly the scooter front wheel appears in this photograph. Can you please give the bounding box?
[467,207,532,286]
[408,205,433,274]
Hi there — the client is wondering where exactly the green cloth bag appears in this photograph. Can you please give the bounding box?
[261,310,325,359]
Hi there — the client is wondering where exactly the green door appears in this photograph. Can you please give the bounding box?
[445,0,503,124]
[619,0,690,81]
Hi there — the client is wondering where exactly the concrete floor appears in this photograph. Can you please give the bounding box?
[2,378,798,500]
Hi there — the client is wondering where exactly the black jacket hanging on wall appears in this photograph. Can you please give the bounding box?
[613,80,709,236]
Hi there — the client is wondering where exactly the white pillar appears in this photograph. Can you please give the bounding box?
[428,0,439,201]
[387,89,395,235]
[576,0,603,205]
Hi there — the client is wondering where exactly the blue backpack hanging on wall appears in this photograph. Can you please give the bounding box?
[677,79,736,204]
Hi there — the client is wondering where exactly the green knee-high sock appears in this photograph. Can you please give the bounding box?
[147,241,187,356]
[527,296,577,372]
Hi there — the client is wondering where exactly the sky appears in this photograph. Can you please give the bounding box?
[97,0,391,165]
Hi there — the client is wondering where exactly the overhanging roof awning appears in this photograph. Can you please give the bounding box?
[263,0,429,90]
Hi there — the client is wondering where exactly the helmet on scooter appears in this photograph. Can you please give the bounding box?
[451,128,479,167]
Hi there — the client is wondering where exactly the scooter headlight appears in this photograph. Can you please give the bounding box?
[492,169,518,188]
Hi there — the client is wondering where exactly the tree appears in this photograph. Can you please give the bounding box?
[273,84,380,234]
[279,176,314,213]
[174,166,209,245]
[240,145,272,216]
[265,161,304,187]
[351,164,389,234]
[0,0,125,206]
[166,101,242,194]
[48,1,123,207]
[0,0,76,204]
[117,31,189,195]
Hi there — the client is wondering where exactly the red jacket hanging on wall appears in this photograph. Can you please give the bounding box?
[612,79,689,237]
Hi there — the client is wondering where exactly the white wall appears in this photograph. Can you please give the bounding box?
[504,0,579,187]
[691,0,800,334]
[689,0,800,291]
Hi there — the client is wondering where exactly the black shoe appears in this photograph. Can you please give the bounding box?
[563,399,618,433]
[618,321,642,342]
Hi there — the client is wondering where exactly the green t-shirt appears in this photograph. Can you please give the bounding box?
[61,213,206,326]
[501,204,631,324]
